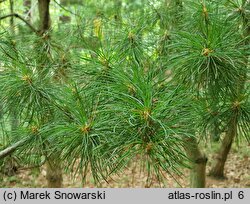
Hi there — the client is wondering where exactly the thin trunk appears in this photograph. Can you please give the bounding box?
[46,157,63,188]
[38,0,51,34]
[185,137,207,188]
[209,108,238,178]
[37,0,63,187]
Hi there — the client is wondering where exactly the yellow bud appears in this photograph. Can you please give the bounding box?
[141,109,151,121]
[128,32,135,43]
[232,100,240,109]
[31,126,39,134]
[22,75,32,84]
[145,142,153,153]
[202,48,213,56]
[80,124,91,134]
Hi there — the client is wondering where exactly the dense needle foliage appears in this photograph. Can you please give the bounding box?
[0,0,249,187]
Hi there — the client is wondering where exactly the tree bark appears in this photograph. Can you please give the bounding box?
[41,0,62,187]
[0,139,27,160]
[38,0,63,187]
[184,137,207,188]
[46,156,63,188]
[209,109,238,179]
[38,0,51,34]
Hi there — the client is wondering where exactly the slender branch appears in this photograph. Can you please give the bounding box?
[0,13,38,34]
[0,0,8,3]
[53,0,80,17]
[0,139,27,160]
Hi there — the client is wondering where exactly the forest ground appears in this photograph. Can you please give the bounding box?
[0,143,249,188]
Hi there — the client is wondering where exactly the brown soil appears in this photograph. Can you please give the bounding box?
[1,145,249,188]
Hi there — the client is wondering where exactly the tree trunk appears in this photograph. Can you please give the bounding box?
[209,112,238,178]
[37,0,63,187]
[46,156,63,188]
[38,0,51,34]
[185,137,207,188]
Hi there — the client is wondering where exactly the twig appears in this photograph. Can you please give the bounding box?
[0,13,38,34]
[0,139,27,160]
[53,0,80,17]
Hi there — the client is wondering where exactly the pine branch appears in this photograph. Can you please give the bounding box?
[0,13,38,34]
[0,139,26,160]
[53,0,80,17]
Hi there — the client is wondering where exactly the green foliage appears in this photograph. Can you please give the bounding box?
[170,14,247,96]
[0,55,56,122]
[103,64,197,182]
[0,0,249,187]
[41,85,114,183]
